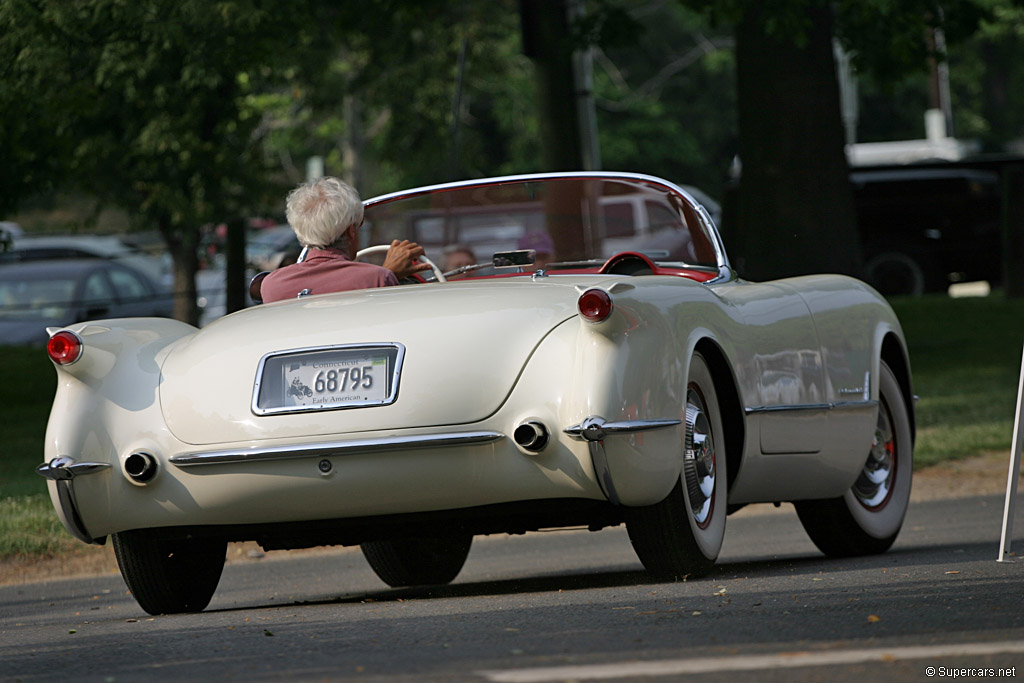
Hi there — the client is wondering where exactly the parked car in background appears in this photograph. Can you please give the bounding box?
[246,224,301,271]
[1,234,167,278]
[0,233,238,326]
[0,259,173,344]
[722,157,1014,296]
[853,165,1003,295]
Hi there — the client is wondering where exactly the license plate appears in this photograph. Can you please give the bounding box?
[253,344,404,415]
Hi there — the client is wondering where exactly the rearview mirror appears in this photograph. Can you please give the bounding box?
[492,249,536,268]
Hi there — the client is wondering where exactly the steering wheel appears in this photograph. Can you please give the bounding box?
[356,244,447,283]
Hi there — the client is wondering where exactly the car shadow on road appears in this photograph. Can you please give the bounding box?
[303,567,655,608]
[204,536,1010,615]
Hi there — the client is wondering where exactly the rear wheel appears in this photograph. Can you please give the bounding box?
[360,533,473,587]
[863,249,945,295]
[795,361,913,556]
[863,251,925,296]
[112,530,226,615]
[625,353,727,579]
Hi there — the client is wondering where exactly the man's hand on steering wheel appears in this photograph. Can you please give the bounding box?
[382,239,433,280]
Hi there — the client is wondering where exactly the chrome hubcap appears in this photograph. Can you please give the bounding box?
[683,388,716,528]
[853,399,896,510]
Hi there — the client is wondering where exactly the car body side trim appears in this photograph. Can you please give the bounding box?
[744,400,878,415]
[170,431,505,467]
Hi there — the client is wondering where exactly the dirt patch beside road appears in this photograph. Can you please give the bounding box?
[911,451,1020,501]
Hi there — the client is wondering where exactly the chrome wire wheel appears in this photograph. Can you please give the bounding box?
[683,392,716,529]
[852,402,897,511]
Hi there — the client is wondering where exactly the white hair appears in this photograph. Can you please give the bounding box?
[285,177,364,249]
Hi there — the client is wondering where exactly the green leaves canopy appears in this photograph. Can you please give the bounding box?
[1,0,314,226]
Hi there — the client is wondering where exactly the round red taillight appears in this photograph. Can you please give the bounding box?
[47,330,83,365]
[578,288,613,323]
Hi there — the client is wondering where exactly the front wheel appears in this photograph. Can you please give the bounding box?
[112,530,226,615]
[625,353,727,579]
[795,361,913,556]
[360,533,473,587]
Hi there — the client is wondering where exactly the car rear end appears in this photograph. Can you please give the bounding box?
[41,280,606,543]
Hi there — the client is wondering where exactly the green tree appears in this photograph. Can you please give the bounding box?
[261,0,536,201]
[0,0,321,324]
[593,2,736,199]
[680,0,999,281]
[944,2,1024,149]
[677,0,860,279]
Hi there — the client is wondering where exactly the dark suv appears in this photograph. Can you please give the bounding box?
[853,165,1003,295]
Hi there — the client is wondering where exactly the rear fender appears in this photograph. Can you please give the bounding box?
[565,284,714,506]
[43,319,196,540]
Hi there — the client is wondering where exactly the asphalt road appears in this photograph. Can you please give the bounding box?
[2,494,1022,682]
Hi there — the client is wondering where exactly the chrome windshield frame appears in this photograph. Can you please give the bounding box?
[363,172,735,284]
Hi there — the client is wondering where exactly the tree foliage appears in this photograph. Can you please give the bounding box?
[257,0,537,199]
[854,1,1024,150]
[675,0,1019,279]
[1,0,320,322]
[593,3,736,198]
[4,0,1024,310]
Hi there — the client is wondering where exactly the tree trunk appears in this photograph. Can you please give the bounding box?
[1003,164,1024,298]
[520,0,588,260]
[225,217,247,315]
[342,92,364,192]
[733,3,861,281]
[160,221,201,326]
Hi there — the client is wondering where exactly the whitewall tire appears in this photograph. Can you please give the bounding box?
[795,361,913,556]
[625,352,727,579]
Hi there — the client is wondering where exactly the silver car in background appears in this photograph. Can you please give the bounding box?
[0,259,173,344]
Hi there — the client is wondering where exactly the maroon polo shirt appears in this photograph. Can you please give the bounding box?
[260,247,399,303]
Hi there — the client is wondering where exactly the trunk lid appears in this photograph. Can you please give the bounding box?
[159,280,581,445]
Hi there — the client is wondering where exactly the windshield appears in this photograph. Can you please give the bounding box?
[363,175,720,269]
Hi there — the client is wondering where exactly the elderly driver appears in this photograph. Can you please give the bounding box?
[260,177,429,302]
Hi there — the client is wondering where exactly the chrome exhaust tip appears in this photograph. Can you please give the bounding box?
[124,452,158,483]
[513,421,549,452]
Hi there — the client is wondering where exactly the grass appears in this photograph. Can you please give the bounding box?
[0,495,81,556]
[890,293,1024,467]
[0,346,55,499]
[2,293,1023,560]
[0,345,72,561]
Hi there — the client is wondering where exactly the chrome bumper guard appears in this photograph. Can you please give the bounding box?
[564,416,681,505]
[35,457,111,545]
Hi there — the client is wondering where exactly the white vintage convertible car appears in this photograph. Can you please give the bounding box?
[38,172,914,615]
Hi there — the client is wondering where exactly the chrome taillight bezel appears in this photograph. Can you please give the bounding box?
[47,330,84,366]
